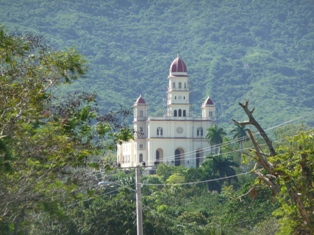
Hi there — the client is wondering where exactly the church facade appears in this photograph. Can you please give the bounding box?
[117,55,216,168]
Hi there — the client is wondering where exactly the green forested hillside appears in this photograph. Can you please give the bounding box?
[1,0,314,128]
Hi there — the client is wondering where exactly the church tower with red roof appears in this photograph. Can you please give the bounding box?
[117,55,216,170]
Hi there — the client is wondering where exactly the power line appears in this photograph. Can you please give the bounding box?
[135,110,314,164]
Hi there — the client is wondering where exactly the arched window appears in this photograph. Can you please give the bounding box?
[179,82,182,88]
[183,110,186,117]
[139,110,143,117]
[178,109,182,117]
[157,127,163,136]
[139,154,143,163]
[197,127,203,137]
[175,149,184,166]
[174,110,177,117]
[156,148,163,164]
[172,82,175,89]
[184,82,187,88]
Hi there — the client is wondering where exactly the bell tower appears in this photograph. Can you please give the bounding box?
[133,95,147,138]
[166,55,190,117]
[202,96,216,120]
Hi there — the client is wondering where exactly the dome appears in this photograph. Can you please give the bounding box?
[169,54,188,77]
[134,95,146,106]
[202,96,215,106]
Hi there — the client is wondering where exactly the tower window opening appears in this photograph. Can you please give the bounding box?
[173,82,175,89]
[138,127,144,137]
[184,82,187,88]
[139,153,143,163]
[197,127,203,137]
[179,82,182,88]
[174,110,177,117]
[183,110,186,117]
[139,110,143,117]
[178,109,182,117]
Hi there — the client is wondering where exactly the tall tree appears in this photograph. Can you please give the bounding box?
[205,125,227,154]
[202,155,239,192]
[231,124,249,152]
[0,26,132,234]
[233,101,314,234]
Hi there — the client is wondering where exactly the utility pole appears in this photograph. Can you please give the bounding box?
[135,165,143,235]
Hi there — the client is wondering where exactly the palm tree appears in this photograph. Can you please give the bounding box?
[206,125,227,154]
[201,155,239,192]
[231,124,249,152]
[209,155,239,183]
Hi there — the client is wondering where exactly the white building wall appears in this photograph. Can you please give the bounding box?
[117,56,216,170]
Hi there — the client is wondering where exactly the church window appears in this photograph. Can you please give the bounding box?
[184,82,187,88]
[174,110,177,117]
[138,127,144,137]
[139,154,143,163]
[173,82,175,89]
[155,149,163,164]
[157,127,163,136]
[178,109,182,117]
[197,127,203,136]
[183,96,185,100]
[209,111,213,117]
[179,82,182,88]
[139,110,143,117]
[183,110,186,117]
[139,144,143,149]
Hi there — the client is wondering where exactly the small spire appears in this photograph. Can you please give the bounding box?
[177,53,180,58]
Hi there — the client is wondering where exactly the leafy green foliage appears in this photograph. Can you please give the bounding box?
[206,125,227,154]
[0,27,132,234]
[269,131,314,234]
[235,101,314,234]
[0,0,313,128]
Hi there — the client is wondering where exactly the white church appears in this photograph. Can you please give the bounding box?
[117,55,216,169]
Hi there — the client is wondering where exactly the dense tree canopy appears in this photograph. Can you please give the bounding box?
[0,0,313,128]
[0,26,132,234]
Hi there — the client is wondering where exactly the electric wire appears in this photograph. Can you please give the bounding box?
[135,110,314,165]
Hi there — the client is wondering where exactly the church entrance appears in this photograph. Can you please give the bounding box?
[156,148,163,164]
[175,148,184,166]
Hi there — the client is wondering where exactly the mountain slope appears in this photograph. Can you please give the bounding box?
[1,0,314,129]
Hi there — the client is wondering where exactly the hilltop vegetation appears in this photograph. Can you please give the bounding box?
[1,18,314,234]
[1,0,314,128]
